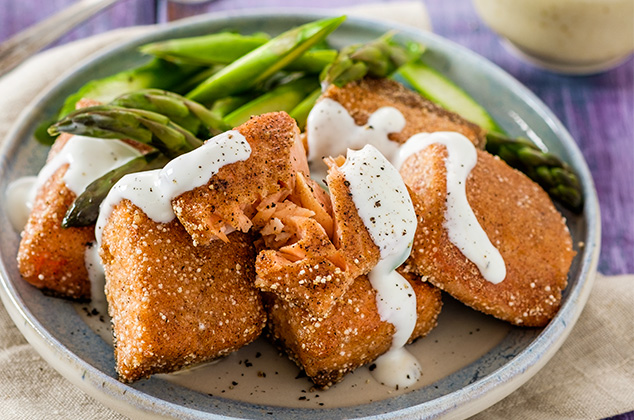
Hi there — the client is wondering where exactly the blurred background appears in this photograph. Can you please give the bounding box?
[1,0,633,277]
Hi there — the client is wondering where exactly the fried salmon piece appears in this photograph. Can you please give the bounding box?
[17,136,93,300]
[320,77,486,148]
[265,272,442,389]
[254,159,381,318]
[17,99,144,300]
[172,112,309,245]
[401,145,575,327]
[255,215,350,318]
[101,200,266,382]
[325,155,381,279]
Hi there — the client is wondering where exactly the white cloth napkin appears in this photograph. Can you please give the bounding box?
[1,2,632,419]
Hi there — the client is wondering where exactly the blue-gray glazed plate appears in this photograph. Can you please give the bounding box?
[0,10,600,420]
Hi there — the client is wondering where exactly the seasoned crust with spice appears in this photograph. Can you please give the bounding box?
[320,77,486,148]
[18,100,122,300]
[17,98,152,301]
[17,139,94,300]
[101,200,266,382]
[401,145,575,327]
[172,111,309,245]
[325,155,381,280]
[265,272,442,389]
[254,157,381,318]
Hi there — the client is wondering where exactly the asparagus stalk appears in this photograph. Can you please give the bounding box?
[289,88,321,130]
[186,16,346,103]
[397,60,502,133]
[62,151,170,227]
[286,49,338,74]
[224,77,320,127]
[321,32,424,87]
[485,132,583,212]
[111,89,230,135]
[49,106,202,159]
[209,94,256,118]
[143,31,338,75]
[59,58,203,118]
[169,65,224,98]
[140,32,271,65]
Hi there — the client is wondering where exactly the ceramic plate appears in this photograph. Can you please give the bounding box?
[0,10,600,420]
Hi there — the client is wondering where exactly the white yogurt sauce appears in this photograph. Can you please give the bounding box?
[35,135,142,196]
[396,132,506,284]
[306,98,405,182]
[6,135,143,301]
[6,176,38,231]
[85,242,108,313]
[338,145,421,388]
[6,136,141,232]
[96,130,251,244]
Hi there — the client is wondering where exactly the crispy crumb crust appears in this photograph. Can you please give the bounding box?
[320,77,487,149]
[17,150,93,300]
[255,216,351,318]
[101,200,266,382]
[401,146,575,327]
[325,156,381,279]
[17,99,152,301]
[172,112,309,245]
[254,156,381,318]
[265,272,442,389]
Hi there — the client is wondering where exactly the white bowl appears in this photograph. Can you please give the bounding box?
[473,0,634,74]
[0,9,600,419]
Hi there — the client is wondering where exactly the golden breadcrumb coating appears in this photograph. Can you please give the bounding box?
[265,272,442,388]
[255,156,381,318]
[17,141,93,300]
[401,145,575,327]
[320,77,486,148]
[101,200,266,382]
[325,155,381,279]
[255,215,350,318]
[172,112,309,245]
[17,99,151,301]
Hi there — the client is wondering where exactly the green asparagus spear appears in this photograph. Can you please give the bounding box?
[186,16,346,103]
[34,117,58,145]
[321,32,424,87]
[140,32,270,65]
[62,151,170,227]
[286,49,338,74]
[289,88,321,130]
[209,94,256,118]
[49,106,202,158]
[170,65,224,97]
[59,58,203,118]
[224,77,320,127]
[142,31,338,74]
[111,89,230,135]
[485,132,583,212]
[397,60,502,133]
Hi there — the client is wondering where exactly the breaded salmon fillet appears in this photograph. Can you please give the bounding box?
[172,111,309,245]
[254,158,380,318]
[101,200,266,382]
[17,99,149,300]
[325,155,381,279]
[319,77,486,148]
[17,133,94,300]
[401,145,575,327]
[265,272,442,389]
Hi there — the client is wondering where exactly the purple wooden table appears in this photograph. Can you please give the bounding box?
[1,0,633,416]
